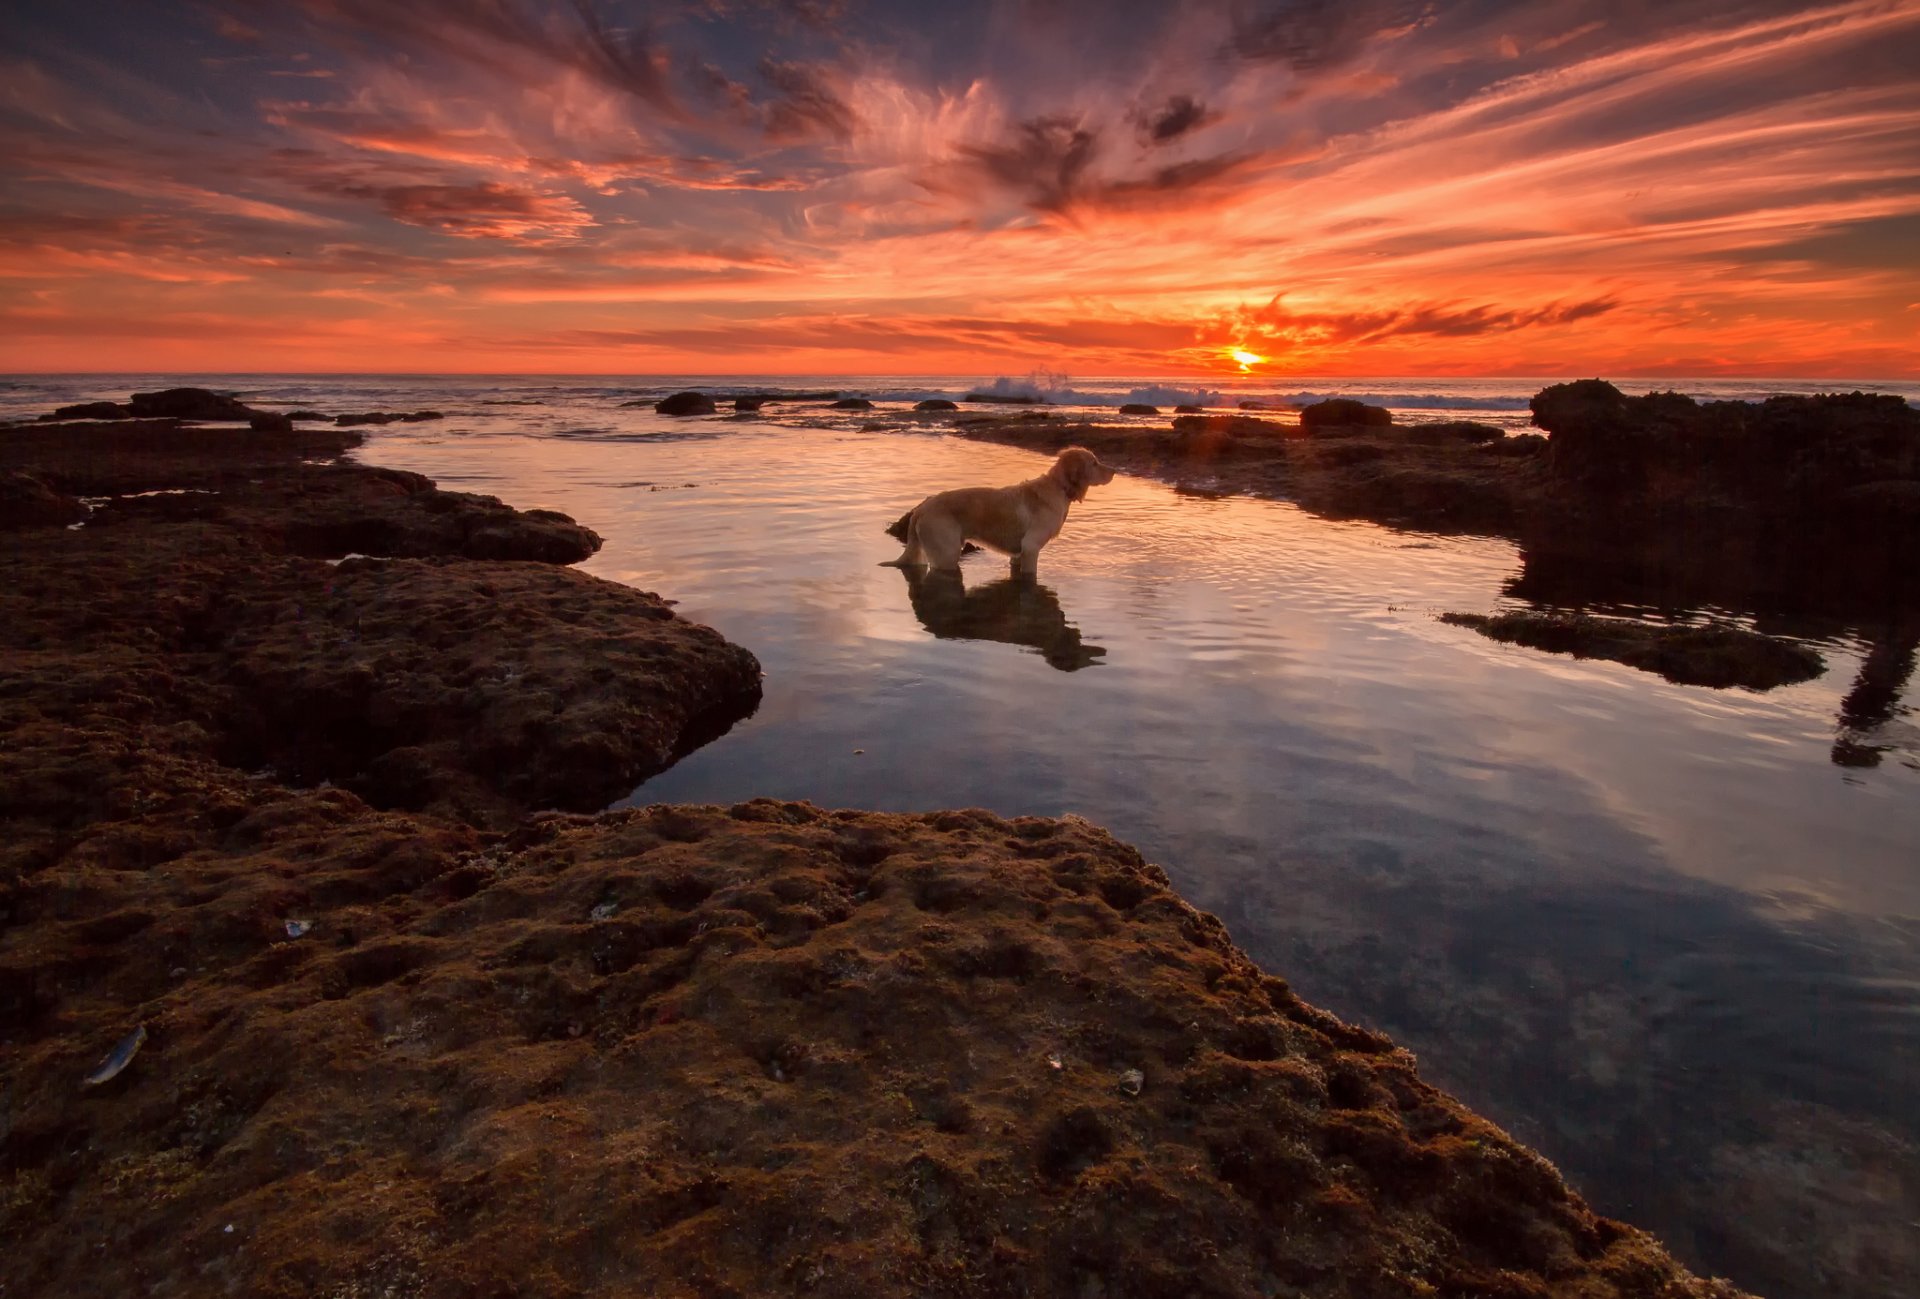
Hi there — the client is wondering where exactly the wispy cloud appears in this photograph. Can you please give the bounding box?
[0,0,1915,374]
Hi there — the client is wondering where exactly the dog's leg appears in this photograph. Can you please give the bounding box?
[915,513,965,572]
[1013,527,1048,575]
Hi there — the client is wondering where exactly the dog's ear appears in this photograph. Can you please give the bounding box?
[1055,449,1089,500]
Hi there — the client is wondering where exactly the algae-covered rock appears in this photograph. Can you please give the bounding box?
[1442,610,1825,689]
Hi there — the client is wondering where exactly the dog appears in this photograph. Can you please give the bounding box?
[883,447,1115,573]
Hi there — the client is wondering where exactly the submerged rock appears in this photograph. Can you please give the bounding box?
[1441,610,1825,690]
[830,397,875,410]
[914,398,959,412]
[1119,403,1160,416]
[248,411,294,434]
[335,410,445,427]
[965,392,1044,404]
[1174,403,1205,414]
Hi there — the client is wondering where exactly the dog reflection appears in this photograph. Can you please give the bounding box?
[901,568,1106,671]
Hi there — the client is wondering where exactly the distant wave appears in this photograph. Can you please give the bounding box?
[1273,390,1532,411]
[957,374,1532,411]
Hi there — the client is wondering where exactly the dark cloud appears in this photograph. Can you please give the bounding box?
[325,180,593,239]
[955,115,1099,211]
[1136,94,1218,145]
[219,0,680,111]
[757,59,857,140]
[1230,0,1426,72]
[1224,294,1623,346]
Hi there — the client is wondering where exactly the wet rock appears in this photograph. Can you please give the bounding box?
[1171,414,1298,441]
[1532,381,1920,509]
[335,411,445,427]
[248,412,294,435]
[1300,398,1394,432]
[1401,420,1503,445]
[0,472,88,528]
[1119,403,1160,416]
[654,391,717,416]
[128,387,257,421]
[218,559,760,819]
[0,419,361,495]
[0,798,1750,1298]
[830,398,875,410]
[39,401,131,421]
[1441,611,1825,690]
[285,410,332,421]
[241,468,606,565]
[1175,404,1205,414]
[734,397,768,412]
[0,421,757,831]
[914,399,958,412]
[965,392,1044,404]
[1482,431,1549,456]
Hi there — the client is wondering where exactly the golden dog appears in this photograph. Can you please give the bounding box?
[883,447,1115,573]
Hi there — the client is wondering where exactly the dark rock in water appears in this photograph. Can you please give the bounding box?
[249,412,295,434]
[1531,380,1920,510]
[1174,404,1205,414]
[965,393,1043,404]
[914,399,959,412]
[830,398,875,410]
[0,471,88,528]
[1119,404,1160,416]
[128,387,256,421]
[1401,420,1503,445]
[1441,611,1825,690]
[1300,398,1393,432]
[335,411,443,427]
[285,410,332,422]
[734,397,768,412]
[41,401,131,422]
[1238,400,1286,411]
[654,391,717,416]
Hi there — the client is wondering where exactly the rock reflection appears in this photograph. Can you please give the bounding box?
[900,568,1106,671]
[1832,627,1919,768]
[1504,546,1918,769]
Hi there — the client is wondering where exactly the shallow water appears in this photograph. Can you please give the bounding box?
[11,375,1920,1296]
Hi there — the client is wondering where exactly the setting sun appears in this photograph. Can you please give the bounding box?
[1230,349,1267,372]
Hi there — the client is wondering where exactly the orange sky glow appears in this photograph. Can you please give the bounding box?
[2,0,1917,377]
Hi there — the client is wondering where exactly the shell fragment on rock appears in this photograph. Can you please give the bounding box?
[82,1025,147,1088]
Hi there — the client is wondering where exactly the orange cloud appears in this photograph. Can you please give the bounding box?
[0,0,1915,376]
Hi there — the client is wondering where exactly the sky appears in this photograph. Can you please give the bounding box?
[2,0,1917,377]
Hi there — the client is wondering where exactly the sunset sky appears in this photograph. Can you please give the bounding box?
[3,0,1917,376]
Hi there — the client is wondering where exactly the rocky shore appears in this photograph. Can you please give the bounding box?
[2,396,1749,1296]
[936,383,1920,627]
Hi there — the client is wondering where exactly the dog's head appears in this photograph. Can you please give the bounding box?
[1049,446,1116,502]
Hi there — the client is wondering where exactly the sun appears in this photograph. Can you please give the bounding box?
[1229,347,1266,372]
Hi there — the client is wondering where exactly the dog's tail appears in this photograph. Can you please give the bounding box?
[883,507,915,541]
